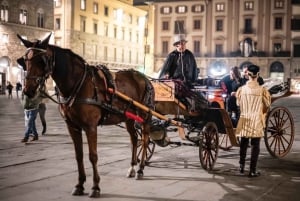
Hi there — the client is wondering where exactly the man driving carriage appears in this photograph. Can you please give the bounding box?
[158,34,208,111]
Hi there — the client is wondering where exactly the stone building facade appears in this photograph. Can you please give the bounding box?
[0,0,53,93]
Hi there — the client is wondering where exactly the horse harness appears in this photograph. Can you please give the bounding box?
[23,47,148,124]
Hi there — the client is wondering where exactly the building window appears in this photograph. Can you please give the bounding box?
[80,16,86,32]
[244,18,253,33]
[215,44,224,57]
[128,50,132,63]
[291,18,300,30]
[122,28,125,40]
[193,19,201,30]
[274,17,282,30]
[104,46,108,60]
[136,32,139,43]
[129,30,132,41]
[93,22,98,34]
[104,23,109,36]
[37,10,44,28]
[145,45,150,54]
[192,4,204,13]
[216,3,225,12]
[176,5,187,13]
[128,14,132,24]
[114,48,117,62]
[274,43,282,54]
[80,0,86,10]
[104,6,109,16]
[162,21,169,31]
[55,18,61,30]
[161,6,171,14]
[113,26,117,38]
[194,40,201,56]
[275,0,284,8]
[0,4,9,22]
[216,19,223,31]
[93,2,98,14]
[54,0,62,7]
[19,9,27,24]
[174,20,184,34]
[162,41,169,54]
[244,1,254,10]
[81,42,85,57]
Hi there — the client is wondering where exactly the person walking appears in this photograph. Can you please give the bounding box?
[38,94,48,135]
[6,81,13,99]
[16,82,22,99]
[21,91,43,143]
[235,65,271,177]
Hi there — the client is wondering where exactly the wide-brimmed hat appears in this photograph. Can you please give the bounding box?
[173,34,187,46]
[247,64,260,77]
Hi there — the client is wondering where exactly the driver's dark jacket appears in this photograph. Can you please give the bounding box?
[159,49,197,84]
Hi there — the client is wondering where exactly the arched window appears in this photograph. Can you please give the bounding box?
[0,1,9,22]
[270,61,284,80]
[37,8,44,28]
[19,5,27,24]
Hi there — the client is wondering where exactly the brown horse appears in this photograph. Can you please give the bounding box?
[17,34,154,197]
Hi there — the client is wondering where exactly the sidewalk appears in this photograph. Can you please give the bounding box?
[0,93,300,201]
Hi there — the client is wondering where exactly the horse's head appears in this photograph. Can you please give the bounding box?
[17,33,52,98]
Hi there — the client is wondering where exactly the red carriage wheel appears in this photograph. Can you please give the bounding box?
[199,122,219,170]
[264,106,295,158]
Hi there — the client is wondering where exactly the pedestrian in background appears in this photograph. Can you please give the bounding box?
[6,81,13,99]
[38,87,49,135]
[235,65,271,177]
[16,82,22,99]
[21,91,43,143]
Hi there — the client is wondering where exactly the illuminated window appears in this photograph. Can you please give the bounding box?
[161,6,171,14]
[244,1,254,10]
[216,3,225,12]
[19,9,27,24]
[80,0,86,10]
[0,3,9,22]
[93,2,98,14]
[192,4,204,13]
[275,0,284,8]
[176,5,187,13]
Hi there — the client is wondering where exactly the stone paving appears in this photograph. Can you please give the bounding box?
[0,92,299,201]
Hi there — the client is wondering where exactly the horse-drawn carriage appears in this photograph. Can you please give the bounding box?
[17,33,294,197]
[135,78,294,170]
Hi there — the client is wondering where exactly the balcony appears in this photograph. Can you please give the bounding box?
[240,28,256,34]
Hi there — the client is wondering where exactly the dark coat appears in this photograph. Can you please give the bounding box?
[159,49,198,84]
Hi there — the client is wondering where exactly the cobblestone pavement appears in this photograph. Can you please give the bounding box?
[0,92,299,201]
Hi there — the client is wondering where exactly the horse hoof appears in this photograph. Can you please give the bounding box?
[126,168,136,178]
[89,189,101,198]
[71,187,84,196]
[135,170,144,180]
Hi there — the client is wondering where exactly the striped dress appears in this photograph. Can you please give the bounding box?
[235,80,271,138]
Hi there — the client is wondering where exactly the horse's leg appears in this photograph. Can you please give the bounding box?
[68,125,86,196]
[125,121,138,178]
[85,128,100,198]
[127,121,150,180]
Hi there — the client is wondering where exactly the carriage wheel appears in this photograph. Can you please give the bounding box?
[135,124,155,164]
[264,106,295,158]
[199,122,219,170]
[218,134,233,150]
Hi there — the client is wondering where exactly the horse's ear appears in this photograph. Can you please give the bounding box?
[17,34,33,48]
[40,33,52,49]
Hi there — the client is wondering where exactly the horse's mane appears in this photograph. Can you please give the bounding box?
[48,44,87,64]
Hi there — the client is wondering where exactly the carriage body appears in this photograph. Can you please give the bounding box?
[140,79,295,170]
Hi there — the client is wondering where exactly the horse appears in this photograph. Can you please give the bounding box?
[17,33,154,197]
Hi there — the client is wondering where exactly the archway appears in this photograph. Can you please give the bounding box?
[270,61,284,81]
